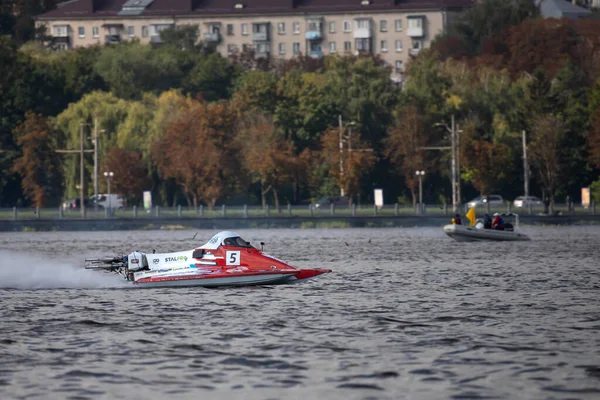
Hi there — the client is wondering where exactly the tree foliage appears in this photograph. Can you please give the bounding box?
[153,100,239,208]
[236,112,300,208]
[529,114,566,204]
[12,112,63,206]
[103,147,151,205]
[320,126,376,203]
[384,106,429,205]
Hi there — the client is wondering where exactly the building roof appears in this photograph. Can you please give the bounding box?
[535,0,592,20]
[38,0,474,20]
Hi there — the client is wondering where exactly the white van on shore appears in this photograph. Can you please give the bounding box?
[89,194,125,209]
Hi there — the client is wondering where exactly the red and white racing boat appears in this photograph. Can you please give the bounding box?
[85,231,331,288]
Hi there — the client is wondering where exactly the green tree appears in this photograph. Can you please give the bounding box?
[55,91,131,198]
[183,52,235,101]
[158,24,200,51]
[446,0,539,56]
[94,41,182,100]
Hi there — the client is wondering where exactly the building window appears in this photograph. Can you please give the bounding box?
[408,18,423,29]
[227,44,235,55]
[344,41,351,51]
[395,40,402,52]
[380,40,387,52]
[92,27,99,37]
[256,43,269,53]
[329,41,336,53]
[55,43,69,51]
[293,42,300,54]
[395,19,402,32]
[355,38,371,52]
[293,22,300,34]
[53,25,68,37]
[128,26,134,37]
[227,24,234,35]
[395,60,403,73]
[241,23,248,35]
[328,21,335,33]
[412,39,423,50]
[380,20,387,32]
[307,21,320,32]
[278,22,285,34]
[278,43,286,54]
[78,27,85,38]
[142,26,148,37]
[343,20,350,32]
[356,19,369,29]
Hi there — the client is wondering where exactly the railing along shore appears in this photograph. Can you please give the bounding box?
[0,202,596,220]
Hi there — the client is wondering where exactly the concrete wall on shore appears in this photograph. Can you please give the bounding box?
[1,215,599,232]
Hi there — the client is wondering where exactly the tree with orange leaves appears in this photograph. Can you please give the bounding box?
[153,100,239,208]
[384,107,429,206]
[236,112,300,209]
[320,125,375,204]
[12,111,63,207]
[103,147,151,206]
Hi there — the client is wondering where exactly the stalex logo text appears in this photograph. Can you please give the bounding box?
[165,255,188,262]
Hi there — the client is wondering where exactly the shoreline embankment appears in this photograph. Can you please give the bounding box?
[1,214,600,232]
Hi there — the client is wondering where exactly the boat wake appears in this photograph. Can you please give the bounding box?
[0,250,128,289]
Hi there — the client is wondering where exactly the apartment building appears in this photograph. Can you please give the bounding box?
[36,0,473,82]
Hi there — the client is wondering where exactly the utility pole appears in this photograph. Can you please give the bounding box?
[94,118,99,215]
[79,124,85,218]
[451,114,457,212]
[339,115,344,197]
[522,130,529,199]
[456,123,461,209]
[55,123,94,218]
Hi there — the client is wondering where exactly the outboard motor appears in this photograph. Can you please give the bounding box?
[127,251,147,272]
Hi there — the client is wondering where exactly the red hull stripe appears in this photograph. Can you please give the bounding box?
[136,269,298,283]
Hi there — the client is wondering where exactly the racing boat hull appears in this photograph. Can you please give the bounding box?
[133,268,330,288]
[443,224,530,242]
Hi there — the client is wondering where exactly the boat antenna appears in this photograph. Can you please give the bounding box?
[260,241,265,251]
[192,232,198,240]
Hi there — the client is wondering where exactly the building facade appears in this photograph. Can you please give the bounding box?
[36,0,473,82]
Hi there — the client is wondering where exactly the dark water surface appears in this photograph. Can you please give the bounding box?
[1,227,599,400]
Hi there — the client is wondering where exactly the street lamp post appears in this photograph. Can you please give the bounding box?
[416,170,425,215]
[104,171,114,216]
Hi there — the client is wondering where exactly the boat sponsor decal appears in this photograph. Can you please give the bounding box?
[165,255,188,262]
[131,258,139,264]
[152,258,160,264]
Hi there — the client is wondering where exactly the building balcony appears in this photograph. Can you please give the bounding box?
[204,32,220,42]
[407,26,424,37]
[309,50,323,59]
[353,28,372,39]
[150,35,163,43]
[105,35,121,43]
[253,31,269,41]
[53,35,70,43]
[305,31,322,40]
[409,48,421,56]
[407,17,424,37]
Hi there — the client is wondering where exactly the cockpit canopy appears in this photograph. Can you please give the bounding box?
[199,231,254,250]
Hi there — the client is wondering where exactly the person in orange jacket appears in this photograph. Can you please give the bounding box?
[451,213,462,225]
[491,213,504,230]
